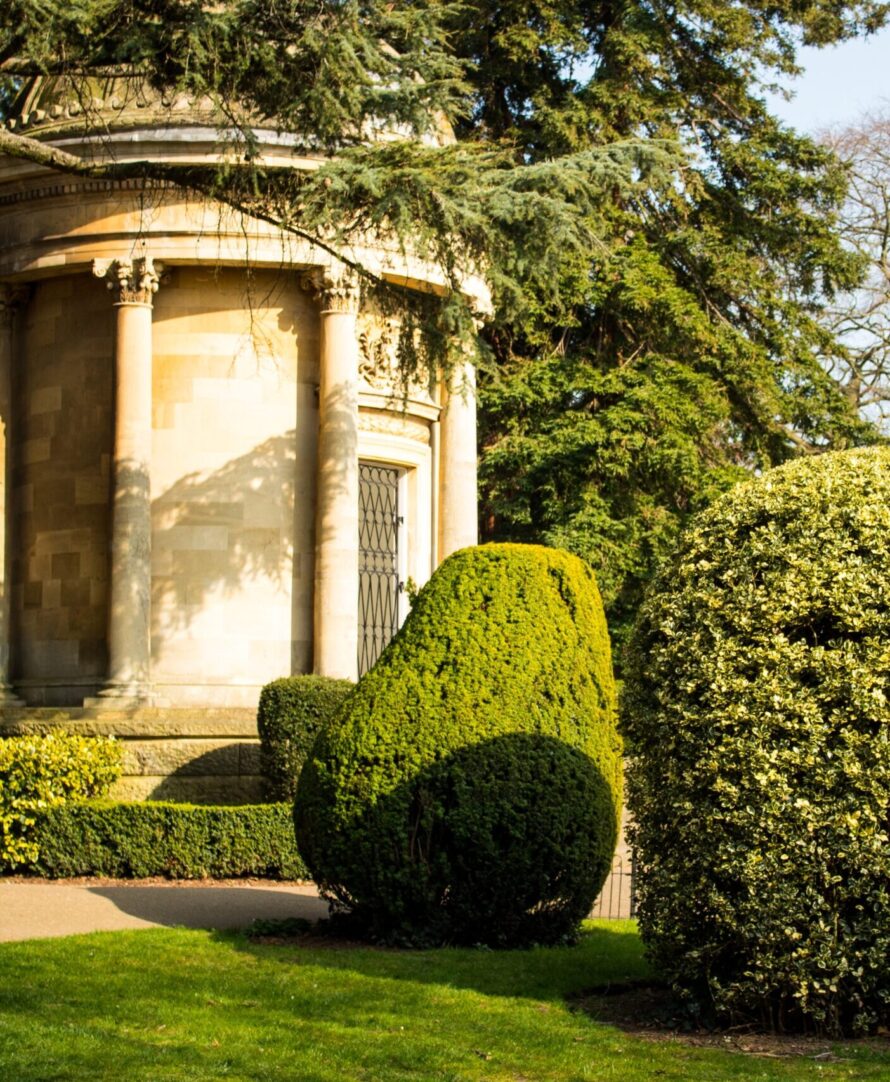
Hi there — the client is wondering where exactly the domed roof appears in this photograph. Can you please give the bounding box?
[4,72,455,148]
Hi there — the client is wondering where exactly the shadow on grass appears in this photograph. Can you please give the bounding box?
[0,922,653,1082]
[211,919,647,1004]
[4,926,889,1081]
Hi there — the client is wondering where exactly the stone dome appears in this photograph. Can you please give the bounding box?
[7,74,218,137]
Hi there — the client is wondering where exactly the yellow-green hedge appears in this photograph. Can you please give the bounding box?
[623,446,890,1035]
[0,732,122,868]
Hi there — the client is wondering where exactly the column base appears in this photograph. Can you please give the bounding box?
[83,684,170,709]
[0,684,24,706]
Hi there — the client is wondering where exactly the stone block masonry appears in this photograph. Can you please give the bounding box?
[0,707,265,804]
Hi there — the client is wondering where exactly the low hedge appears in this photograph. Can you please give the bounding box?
[28,801,307,880]
[257,675,354,801]
[1,731,122,868]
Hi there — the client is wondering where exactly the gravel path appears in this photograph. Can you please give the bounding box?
[0,879,328,942]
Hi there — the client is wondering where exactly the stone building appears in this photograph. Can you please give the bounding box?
[0,78,483,801]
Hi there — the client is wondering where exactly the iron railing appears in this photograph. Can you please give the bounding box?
[590,854,637,920]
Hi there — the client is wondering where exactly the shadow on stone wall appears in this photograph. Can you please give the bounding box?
[151,433,298,638]
[140,743,265,805]
[151,393,355,680]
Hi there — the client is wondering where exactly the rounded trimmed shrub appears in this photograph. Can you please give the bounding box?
[623,446,890,1034]
[257,676,354,802]
[296,543,622,946]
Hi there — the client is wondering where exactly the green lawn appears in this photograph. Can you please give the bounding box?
[0,921,887,1081]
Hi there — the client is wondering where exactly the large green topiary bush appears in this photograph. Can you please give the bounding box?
[296,543,622,946]
[257,676,354,802]
[623,446,890,1035]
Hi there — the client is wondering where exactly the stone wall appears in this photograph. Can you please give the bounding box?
[11,276,113,703]
[9,267,322,708]
[150,267,319,706]
[0,706,264,804]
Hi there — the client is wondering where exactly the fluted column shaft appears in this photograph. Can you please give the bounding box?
[439,356,478,560]
[305,265,361,681]
[0,286,26,703]
[92,257,160,703]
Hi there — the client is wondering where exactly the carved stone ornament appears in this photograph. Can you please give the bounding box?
[356,313,436,404]
[0,283,30,327]
[357,314,400,390]
[359,409,431,444]
[93,256,162,306]
[300,263,361,315]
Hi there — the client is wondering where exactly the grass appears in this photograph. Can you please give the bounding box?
[0,921,888,1081]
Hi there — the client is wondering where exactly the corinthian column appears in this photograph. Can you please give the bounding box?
[439,352,478,560]
[303,264,361,681]
[0,286,26,705]
[90,256,160,704]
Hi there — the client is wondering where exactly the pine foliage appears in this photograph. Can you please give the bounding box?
[463,0,889,648]
[2,2,889,639]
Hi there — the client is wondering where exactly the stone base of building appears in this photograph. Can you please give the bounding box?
[0,706,264,804]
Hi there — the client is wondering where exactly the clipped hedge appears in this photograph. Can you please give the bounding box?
[623,446,890,1035]
[257,675,354,802]
[0,731,121,868]
[28,800,307,879]
[297,543,622,946]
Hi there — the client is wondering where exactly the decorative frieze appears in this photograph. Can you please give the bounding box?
[0,178,175,209]
[357,314,399,389]
[357,312,436,404]
[359,409,431,445]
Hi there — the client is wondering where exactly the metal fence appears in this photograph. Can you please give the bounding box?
[589,854,636,919]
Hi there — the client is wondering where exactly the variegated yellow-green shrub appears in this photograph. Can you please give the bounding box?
[0,731,122,868]
[623,446,890,1035]
[296,543,622,947]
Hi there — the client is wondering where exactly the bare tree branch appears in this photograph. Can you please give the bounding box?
[819,111,890,430]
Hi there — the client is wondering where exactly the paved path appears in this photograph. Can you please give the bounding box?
[0,881,328,942]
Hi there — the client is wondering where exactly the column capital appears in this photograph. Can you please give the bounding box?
[0,284,30,328]
[93,256,163,307]
[301,263,361,315]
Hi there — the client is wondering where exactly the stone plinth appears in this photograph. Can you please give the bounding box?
[0,707,264,804]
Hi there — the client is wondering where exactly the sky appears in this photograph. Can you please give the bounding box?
[765,27,890,133]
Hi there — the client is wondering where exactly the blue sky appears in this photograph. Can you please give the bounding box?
[765,27,890,132]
